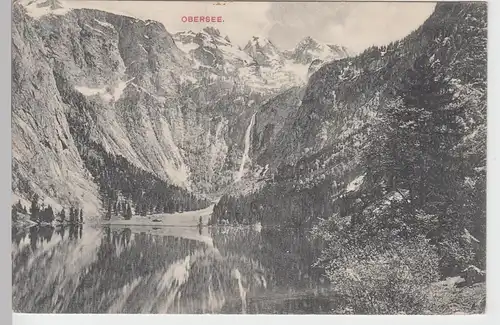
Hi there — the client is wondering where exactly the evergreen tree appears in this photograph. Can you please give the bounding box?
[125,204,132,220]
[79,209,83,224]
[106,202,112,220]
[11,205,18,223]
[43,205,55,224]
[385,53,461,213]
[30,194,40,223]
[69,207,75,224]
[58,208,66,224]
[15,200,24,214]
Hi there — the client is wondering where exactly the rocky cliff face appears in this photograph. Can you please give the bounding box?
[12,3,102,215]
[12,0,350,217]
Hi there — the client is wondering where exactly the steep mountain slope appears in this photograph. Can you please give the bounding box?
[12,3,102,215]
[12,1,351,217]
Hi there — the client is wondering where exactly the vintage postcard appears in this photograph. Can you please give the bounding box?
[11,0,487,315]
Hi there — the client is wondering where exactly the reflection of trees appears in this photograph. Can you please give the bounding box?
[29,226,39,252]
[59,228,212,312]
[12,225,89,313]
[38,226,54,243]
[68,224,81,240]
[56,226,66,240]
[45,227,271,313]
[211,228,325,289]
[12,227,25,246]
[121,228,131,245]
[12,226,326,314]
[208,228,333,314]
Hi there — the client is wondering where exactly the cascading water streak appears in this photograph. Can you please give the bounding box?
[235,113,256,182]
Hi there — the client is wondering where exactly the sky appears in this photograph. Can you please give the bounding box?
[66,1,436,53]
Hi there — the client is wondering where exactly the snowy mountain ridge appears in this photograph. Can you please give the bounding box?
[173,28,350,92]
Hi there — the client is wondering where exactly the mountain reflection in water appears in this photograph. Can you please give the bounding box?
[12,225,333,314]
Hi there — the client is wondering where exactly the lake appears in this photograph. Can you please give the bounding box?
[11,224,336,314]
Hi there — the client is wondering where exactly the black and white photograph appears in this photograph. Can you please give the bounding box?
[11,0,487,315]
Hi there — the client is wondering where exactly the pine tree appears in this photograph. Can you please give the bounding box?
[30,194,40,223]
[15,200,24,214]
[43,205,54,224]
[386,53,461,213]
[58,208,66,224]
[69,207,75,224]
[125,204,132,220]
[11,205,18,223]
[106,202,112,220]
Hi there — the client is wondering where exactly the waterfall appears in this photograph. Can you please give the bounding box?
[235,113,256,182]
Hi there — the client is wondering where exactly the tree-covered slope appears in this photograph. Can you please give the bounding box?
[212,2,487,291]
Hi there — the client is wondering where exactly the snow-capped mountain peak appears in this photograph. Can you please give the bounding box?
[296,36,319,48]
[243,36,283,67]
[288,36,350,65]
[202,26,222,38]
[173,28,255,72]
[247,36,273,48]
[174,28,232,52]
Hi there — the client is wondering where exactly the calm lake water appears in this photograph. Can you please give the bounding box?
[12,225,335,314]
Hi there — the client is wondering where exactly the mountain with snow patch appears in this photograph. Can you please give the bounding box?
[174,29,351,92]
[286,36,350,65]
[243,36,284,67]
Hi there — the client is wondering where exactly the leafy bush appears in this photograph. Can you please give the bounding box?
[325,236,440,314]
[437,236,477,277]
